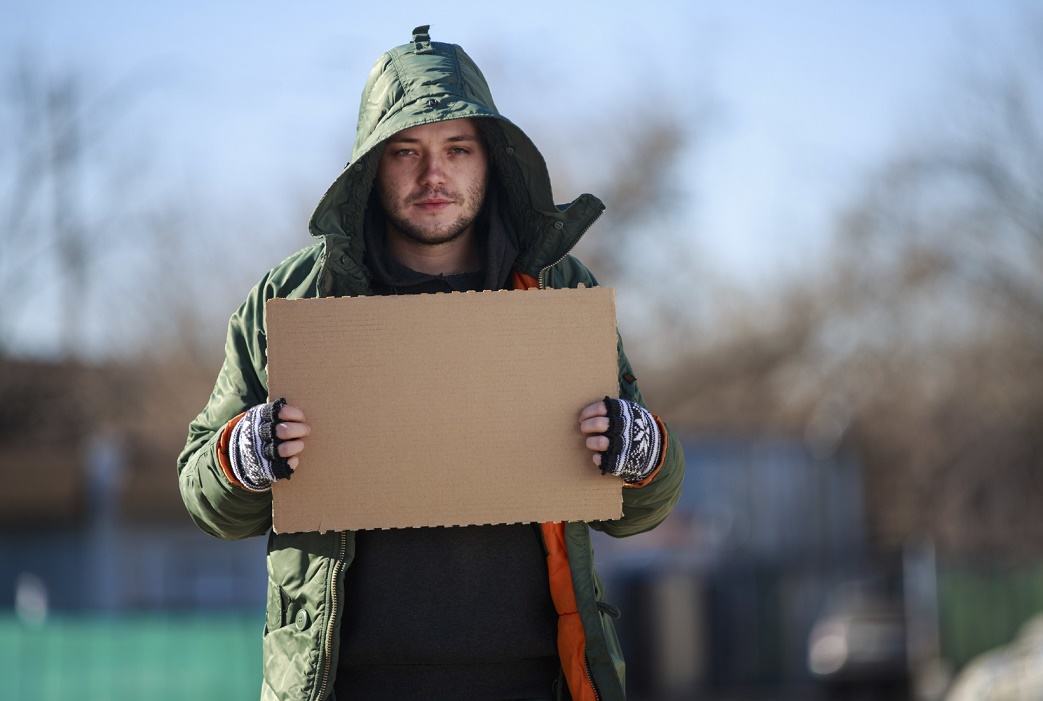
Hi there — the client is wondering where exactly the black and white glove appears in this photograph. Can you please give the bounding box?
[229,398,294,492]
[600,397,663,483]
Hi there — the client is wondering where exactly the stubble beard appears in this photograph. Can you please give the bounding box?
[381,179,487,247]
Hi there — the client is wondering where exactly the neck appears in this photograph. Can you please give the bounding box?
[385,225,482,276]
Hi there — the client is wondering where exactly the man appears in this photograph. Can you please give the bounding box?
[178,26,684,701]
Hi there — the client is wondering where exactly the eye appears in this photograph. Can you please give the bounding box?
[449,146,470,155]
[393,148,417,157]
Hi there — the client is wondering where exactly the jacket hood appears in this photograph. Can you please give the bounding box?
[309,25,604,289]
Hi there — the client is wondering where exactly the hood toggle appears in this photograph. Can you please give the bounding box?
[412,25,433,53]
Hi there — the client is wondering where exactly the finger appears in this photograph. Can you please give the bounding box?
[578,401,608,422]
[288,456,299,470]
[278,404,306,422]
[277,440,305,458]
[593,453,602,467]
[579,417,610,435]
[276,421,311,440]
[586,435,609,452]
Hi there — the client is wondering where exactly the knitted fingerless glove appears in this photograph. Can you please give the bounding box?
[229,398,294,492]
[600,396,663,484]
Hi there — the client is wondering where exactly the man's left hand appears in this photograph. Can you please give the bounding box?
[578,397,663,483]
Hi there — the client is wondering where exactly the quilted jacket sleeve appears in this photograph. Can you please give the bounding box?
[550,256,686,538]
[177,279,273,540]
[595,331,686,537]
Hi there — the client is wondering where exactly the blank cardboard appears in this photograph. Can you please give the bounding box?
[266,287,622,533]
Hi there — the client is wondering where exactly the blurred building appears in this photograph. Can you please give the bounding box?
[0,356,266,613]
[5,356,1043,701]
[593,436,897,700]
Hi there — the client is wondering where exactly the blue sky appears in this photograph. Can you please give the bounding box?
[0,1,1031,355]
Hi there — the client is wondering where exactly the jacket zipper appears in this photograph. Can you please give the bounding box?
[584,656,601,701]
[313,531,348,701]
[536,211,602,290]
[537,250,570,289]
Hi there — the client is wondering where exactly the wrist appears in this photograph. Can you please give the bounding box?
[230,398,293,491]
[600,397,663,483]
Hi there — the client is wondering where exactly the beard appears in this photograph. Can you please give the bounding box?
[379,178,487,246]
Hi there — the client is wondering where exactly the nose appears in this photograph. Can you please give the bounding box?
[418,153,447,189]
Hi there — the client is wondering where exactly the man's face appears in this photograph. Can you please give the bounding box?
[376,118,488,246]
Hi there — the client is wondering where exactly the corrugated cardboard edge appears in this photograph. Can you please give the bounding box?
[267,287,623,532]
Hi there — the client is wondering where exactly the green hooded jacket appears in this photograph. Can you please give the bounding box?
[177,26,685,701]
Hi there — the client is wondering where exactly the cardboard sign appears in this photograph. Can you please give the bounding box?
[266,287,622,532]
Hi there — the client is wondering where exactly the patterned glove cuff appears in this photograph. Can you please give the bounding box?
[229,398,293,491]
[600,396,663,483]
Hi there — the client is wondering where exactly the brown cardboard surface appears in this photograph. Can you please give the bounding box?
[266,287,622,533]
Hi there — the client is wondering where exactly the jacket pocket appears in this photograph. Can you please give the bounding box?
[262,617,322,698]
[264,578,285,635]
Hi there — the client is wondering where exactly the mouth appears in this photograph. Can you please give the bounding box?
[408,191,454,210]
[413,197,455,212]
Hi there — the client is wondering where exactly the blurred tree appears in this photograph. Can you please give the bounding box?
[0,56,141,358]
[824,38,1043,556]
[549,103,718,358]
[0,56,224,523]
[644,23,1043,558]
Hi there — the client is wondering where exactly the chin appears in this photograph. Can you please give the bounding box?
[393,211,475,246]
[401,225,469,247]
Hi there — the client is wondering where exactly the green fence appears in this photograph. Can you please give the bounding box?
[0,613,262,701]
[938,565,1043,669]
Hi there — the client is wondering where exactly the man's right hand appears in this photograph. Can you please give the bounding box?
[230,398,311,491]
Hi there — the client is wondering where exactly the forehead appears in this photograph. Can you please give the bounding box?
[386,118,480,142]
